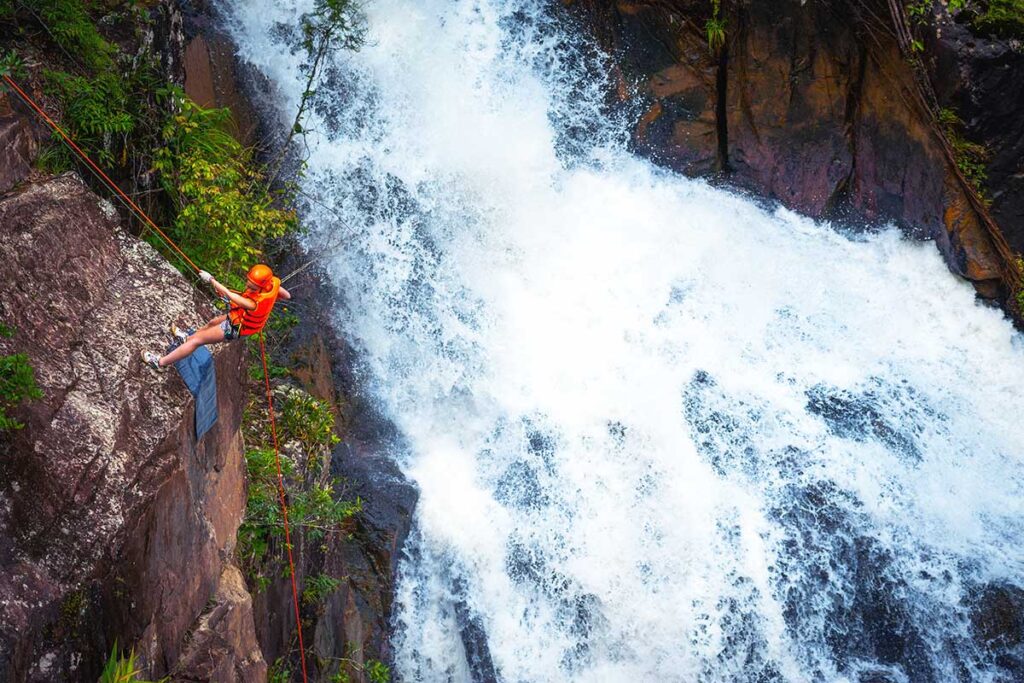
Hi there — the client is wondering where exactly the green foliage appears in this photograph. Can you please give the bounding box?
[705,0,726,53]
[289,481,362,540]
[248,354,291,382]
[907,0,933,22]
[0,49,26,79]
[267,306,300,336]
[153,90,296,284]
[237,390,360,574]
[365,660,391,683]
[22,0,117,71]
[268,657,291,683]
[299,2,363,55]
[302,573,342,606]
[98,643,161,683]
[972,0,1024,38]
[0,325,42,430]
[298,0,366,58]
[36,141,73,173]
[281,390,341,453]
[328,658,390,683]
[265,0,366,183]
[43,69,135,167]
[938,107,990,198]
[1015,258,1024,314]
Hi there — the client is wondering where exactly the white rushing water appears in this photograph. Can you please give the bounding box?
[225,0,1024,680]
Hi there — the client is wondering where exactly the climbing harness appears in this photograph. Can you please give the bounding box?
[1,72,311,683]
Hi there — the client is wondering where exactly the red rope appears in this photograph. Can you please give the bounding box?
[3,72,310,682]
[260,331,310,683]
[1,73,201,274]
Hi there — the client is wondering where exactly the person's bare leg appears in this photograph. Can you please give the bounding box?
[159,323,227,366]
[196,315,227,333]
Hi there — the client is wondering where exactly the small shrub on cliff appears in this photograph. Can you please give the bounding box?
[281,390,341,456]
[938,107,990,198]
[705,0,726,53]
[302,572,342,606]
[153,90,296,287]
[972,0,1024,38]
[43,69,135,167]
[12,0,116,71]
[237,390,360,579]
[365,660,391,683]
[328,658,390,683]
[0,50,26,79]
[0,325,43,431]
[267,658,292,683]
[98,643,162,683]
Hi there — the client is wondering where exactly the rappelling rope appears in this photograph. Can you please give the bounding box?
[1,73,311,682]
[259,331,310,683]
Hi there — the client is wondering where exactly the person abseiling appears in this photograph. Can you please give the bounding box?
[142,264,292,369]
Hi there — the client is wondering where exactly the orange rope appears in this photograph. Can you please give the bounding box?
[3,72,310,682]
[260,331,310,683]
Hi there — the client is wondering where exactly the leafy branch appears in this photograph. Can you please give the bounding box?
[265,0,366,187]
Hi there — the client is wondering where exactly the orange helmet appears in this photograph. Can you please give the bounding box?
[247,264,274,291]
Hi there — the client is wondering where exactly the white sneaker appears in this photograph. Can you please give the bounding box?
[170,324,189,344]
[141,350,164,371]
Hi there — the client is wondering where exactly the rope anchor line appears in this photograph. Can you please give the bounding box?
[1,72,311,683]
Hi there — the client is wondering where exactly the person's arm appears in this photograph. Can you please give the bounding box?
[209,277,257,310]
[278,285,292,301]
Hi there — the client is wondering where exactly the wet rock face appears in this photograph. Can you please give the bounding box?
[573,0,1015,293]
[0,174,259,681]
[930,13,1024,253]
[969,583,1024,677]
[247,252,419,681]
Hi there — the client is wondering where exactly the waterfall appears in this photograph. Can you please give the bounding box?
[224,0,1024,680]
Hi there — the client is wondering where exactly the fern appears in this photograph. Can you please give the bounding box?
[23,0,116,71]
[152,90,295,284]
[302,573,343,605]
[43,70,135,166]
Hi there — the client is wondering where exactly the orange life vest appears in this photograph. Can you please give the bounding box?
[229,276,281,337]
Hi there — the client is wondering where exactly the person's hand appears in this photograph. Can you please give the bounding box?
[199,270,213,283]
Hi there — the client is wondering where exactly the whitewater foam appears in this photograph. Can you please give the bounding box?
[225,0,1024,680]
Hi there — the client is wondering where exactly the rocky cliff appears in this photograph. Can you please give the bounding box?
[0,1,418,679]
[570,0,1022,306]
[0,163,261,680]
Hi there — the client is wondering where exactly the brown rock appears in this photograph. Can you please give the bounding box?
[572,0,1019,299]
[0,93,38,195]
[170,565,267,683]
[0,174,254,681]
[725,1,858,216]
[184,34,260,145]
